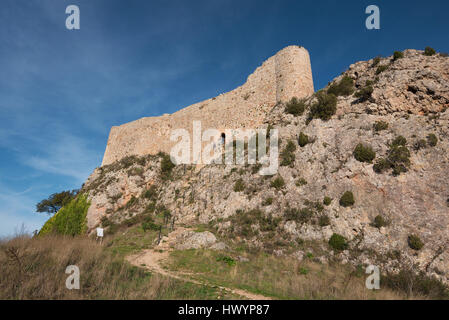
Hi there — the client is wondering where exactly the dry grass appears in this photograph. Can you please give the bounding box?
[0,235,233,300]
[168,249,425,300]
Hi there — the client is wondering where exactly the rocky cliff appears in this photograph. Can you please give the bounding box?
[82,49,449,283]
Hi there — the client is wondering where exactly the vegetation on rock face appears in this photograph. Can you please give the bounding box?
[413,139,427,151]
[318,214,331,227]
[270,176,285,190]
[233,178,245,192]
[280,140,297,167]
[329,233,348,251]
[372,56,381,67]
[393,51,404,61]
[376,65,389,75]
[142,216,160,232]
[295,178,307,187]
[308,92,337,122]
[354,85,374,102]
[408,235,424,251]
[323,197,332,206]
[160,152,175,179]
[373,120,389,132]
[372,215,388,229]
[424,47,436,56]
[353,143,376,163]
[339,191,355,207]
[374,136,411,176]
[285,97,306,116]
[327,76,355,97]
[39,194,90,236]
[427,133,438,147]
[285,207,313,225]
[298,132,310,147]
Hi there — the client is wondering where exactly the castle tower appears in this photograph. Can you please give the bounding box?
[275,46,314,102]
[101,46,314,166]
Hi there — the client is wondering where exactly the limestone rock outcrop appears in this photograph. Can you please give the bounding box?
[82,48,449,283]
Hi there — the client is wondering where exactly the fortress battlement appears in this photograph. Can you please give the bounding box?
[101,46,314,166]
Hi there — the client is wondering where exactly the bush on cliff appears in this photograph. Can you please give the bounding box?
[354,85,374,102]
[308,92,337,122]
[39,194,90,236]
[329,233,348,251]
[408,235,424,251]
[339,191,355,207]
[298,132,309,147]
[285,97,306,116]
[353,143,376,163]
[327,76,355,97]
[424,47,436,56]
[393,51,404,61]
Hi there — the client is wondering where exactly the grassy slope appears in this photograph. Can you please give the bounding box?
[0,234,239,300]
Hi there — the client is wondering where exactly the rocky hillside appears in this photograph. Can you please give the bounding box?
[80,49,449,283]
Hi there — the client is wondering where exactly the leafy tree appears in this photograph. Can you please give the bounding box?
[36,190,78,214]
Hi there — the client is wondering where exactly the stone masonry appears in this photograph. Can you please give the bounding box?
[101,46,314,166]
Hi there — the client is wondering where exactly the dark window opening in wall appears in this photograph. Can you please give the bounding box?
[221,133,226,144]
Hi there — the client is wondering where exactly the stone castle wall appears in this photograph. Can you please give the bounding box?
[101,46,314,166]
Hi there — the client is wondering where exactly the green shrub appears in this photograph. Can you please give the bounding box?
[392,136,407,146]
[285,208,313,224]
[339,191,355,207]
[408,235,424,251]
[142,217,160,232]
[327,76,354,97]
[388,145,411,176]
[216,255,236,266]
[354,85,374,102]
[318,215,331,227]
[308,92,337,121]
[376,65,389,75]
[372,56,381,67]
[285,97,306,116]
[298,132,309,147]
[424,47,436,56]
[270,176,285,190]
[160,153,175,178]
[127,166,144,177]
[262,197,273,206]
[125,195,138,209]
[233,179,245,192]
[280,140,296,167]
[299,267,309,275]
[372,215,388,229]
[383,269,449,299]
[323,196,332,206]
[39,195,90,236]
[373,121,389,132]
[413,139,427,151]
[295,178,308,187]
[143,185,158,200]
[373,158,390,173]
[393,51,404,61]
[353,143,376,163]
[427,133,438,147]
[329,233,348,251]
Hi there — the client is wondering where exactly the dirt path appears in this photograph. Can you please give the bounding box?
[127,249,272,300]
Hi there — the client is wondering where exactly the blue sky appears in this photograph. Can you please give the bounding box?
[0,0,448,236]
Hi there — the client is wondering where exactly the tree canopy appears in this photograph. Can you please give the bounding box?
[36,190,78,214]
